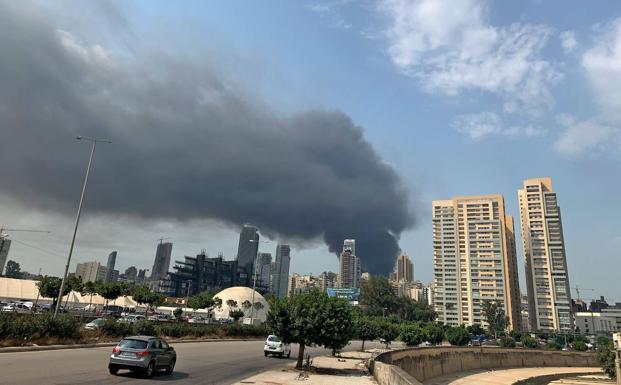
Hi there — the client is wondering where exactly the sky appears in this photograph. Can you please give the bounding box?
[1,0,620,301]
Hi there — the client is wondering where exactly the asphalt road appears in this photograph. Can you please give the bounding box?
[0,339,384,385]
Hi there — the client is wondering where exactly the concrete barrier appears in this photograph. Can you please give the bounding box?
[370,347,598,385]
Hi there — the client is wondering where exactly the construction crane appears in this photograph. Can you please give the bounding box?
[573,285,594,301]
[156,237,171,244]
[0,227,51,239]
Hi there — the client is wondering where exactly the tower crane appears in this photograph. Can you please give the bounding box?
[156,237,171,244]
[573,285,594,301]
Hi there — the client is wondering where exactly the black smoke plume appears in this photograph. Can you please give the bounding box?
[0,3,415,274]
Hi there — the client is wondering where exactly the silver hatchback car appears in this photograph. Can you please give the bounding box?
[108,336,176,377]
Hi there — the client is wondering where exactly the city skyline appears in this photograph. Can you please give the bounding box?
[0,1,620,300]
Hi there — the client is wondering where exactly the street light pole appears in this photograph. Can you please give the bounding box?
[54,136,111,318]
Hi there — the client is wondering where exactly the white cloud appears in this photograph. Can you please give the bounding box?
[379,0,560,116]
[582,18,621,120]
[554,114,620,156]
[452,112,544,140]
[560,30,577,53]
[308,0,353,30]
[56,29,111,68]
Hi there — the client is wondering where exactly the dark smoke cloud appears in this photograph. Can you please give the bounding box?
[0,3,415,274]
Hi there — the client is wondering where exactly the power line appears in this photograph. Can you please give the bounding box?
[9,238,67,259]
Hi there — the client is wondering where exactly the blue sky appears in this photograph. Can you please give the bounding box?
[4,0,621,301]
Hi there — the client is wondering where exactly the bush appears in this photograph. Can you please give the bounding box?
[134,320,156,336]
[522,335,538,349]
[572,341,588,352]
[597,338,616,379]
[547,341,562,350]
[446,326,470,346]
[400,324,424,346]
[0,313,80,341]
[100,317,135,337]
[499,337,516,348]
[47,314,80,339]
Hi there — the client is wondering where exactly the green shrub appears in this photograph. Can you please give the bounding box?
[572,341,588,352]
[400,324,424,346]
[547,341,562,350]
[522,335,538,349]
[499,337,516,348]
[134,320,156,336]
[100,317,135,337]
[47,314,80,339]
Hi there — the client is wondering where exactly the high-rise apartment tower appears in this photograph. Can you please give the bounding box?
[339,239,360,289]
[151,242,173,280]
[271,244,291,299]
[236,225,259,285]
[395,253,414,283]
[518,177,572,332]
[432,195,521,330]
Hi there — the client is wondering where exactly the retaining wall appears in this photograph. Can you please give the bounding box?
[370,347,598,385]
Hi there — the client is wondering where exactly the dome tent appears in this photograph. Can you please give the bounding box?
[212,286,269,323]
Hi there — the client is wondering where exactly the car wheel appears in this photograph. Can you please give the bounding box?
[264,352,268,357]
[287,351,291,358]
[278,353,283,358]
[109,367,119,375]
[165,359,176,375]
[144,360,156,378]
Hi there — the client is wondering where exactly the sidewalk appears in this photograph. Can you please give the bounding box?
[233,351,377,385]
[423,367,603,385]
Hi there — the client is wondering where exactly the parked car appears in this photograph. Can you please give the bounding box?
[1,303,16,312]
[263,335,291,358]
[188,316,208,324]
[108,336,176,377]
[117,315,146,324]
[84,318,107,330]
[148,313,172,322]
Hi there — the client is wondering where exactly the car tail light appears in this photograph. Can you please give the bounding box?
[135,351,150,357]
[112,346,120,354]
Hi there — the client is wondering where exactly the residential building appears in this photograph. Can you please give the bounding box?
[236,225,259,286]
[257,252,272,291]
[320,271,337,291]
[395,253,414,283]
[590,296,609,312]
[432,195,521,330]
[137,269,148,282]
[288,274,322,297]
[124,266,138,281]
[518,177,572,332]
[0,238,10,276]
[158,252,237,297]
[105,251,117,283]
[75,261,108,283]
[151,242,173,281]
[339,239,360,289]
[270,244,291,299]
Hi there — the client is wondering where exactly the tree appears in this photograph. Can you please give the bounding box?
[355,317,380,351]
[132,285,164,316]
[317,296,355,356]
[378,321,400,348]
[396,298,437,322]
[98,283,122,311]
[359,276,398,316]
[36,276,70,310]
[4,260,22,279]
[266,290,355,368]
[63,275,83,309]
[572,341,588,352]
[173,307,183,320]
[187,291,216,310]
[499,337,516,348]
[423,323,445,345]
[596,337,616,379]
[446,326,470,346]
[400,324,424,346]
[509,329,522,342]
[229,309,244,322]
[466,323,485,337]
[481,300,506,338]
[81,281,98,313]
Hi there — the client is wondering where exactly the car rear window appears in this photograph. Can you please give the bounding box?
[119,339,148,349]
[268,336,281,342]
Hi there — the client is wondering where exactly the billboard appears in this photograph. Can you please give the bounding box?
[327,288,360,302]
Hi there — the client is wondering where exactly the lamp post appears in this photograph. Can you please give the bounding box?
[248,239,270,324]
[54,136,111,318]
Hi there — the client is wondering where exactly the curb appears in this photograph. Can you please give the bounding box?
[0,338,263,353]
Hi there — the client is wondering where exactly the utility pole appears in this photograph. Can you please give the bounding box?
[54,136,111,318]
